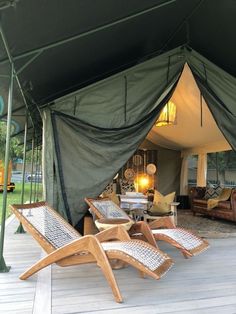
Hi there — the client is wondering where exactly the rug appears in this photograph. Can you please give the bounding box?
[177,210,236,238]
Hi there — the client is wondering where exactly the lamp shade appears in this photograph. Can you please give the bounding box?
[156,101,176,127]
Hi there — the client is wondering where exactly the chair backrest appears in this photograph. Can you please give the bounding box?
[85,198,132,221]
[10,202,80,253]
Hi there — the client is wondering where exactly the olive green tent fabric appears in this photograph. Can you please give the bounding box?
[185,49,236,151]
[43,47,185,225]
[50,83,179,225]
[43,47,236,225]
[42,109,68,221]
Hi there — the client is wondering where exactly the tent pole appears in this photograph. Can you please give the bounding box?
[0,23,35,129]
[15,111,28,234]
[33,138,39,202]
[0,64,14,272]
[20,111,28,203]
[29,135,35,204]
[35,146,41,202]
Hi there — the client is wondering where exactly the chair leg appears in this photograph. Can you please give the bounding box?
[129,221,158,248]
[20,236,123,303]
[88,238,123,303]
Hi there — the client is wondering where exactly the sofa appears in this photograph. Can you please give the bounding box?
[189,187,236,223]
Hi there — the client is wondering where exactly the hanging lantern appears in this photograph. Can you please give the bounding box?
[156,101,176,127]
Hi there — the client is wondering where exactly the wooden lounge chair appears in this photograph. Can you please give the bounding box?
[85,198,209,258]
[10,202,173,303]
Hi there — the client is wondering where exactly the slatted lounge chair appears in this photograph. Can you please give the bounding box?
[85,198,209,258]
[10,202,173,303]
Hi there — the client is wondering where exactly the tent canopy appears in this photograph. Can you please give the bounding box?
[0,0,236,138]
[42,46,236,225]
[0,1,236,225]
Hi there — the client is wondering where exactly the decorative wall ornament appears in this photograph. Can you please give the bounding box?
[124,168,135,180]
[146,163,157,175]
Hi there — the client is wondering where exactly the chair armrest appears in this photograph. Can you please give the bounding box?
[190,187,206,199]
[189,187,206,209]
[129,221,158,248]
[148,217,176,229]
[95,225,131,242]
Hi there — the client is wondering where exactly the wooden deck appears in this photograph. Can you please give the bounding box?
[1,217,236,314]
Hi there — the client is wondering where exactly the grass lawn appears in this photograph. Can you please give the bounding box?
[0,182,43,222]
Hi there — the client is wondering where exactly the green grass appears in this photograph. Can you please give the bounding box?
[0,182,43,222]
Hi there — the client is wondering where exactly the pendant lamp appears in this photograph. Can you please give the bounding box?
[156,101,176,127]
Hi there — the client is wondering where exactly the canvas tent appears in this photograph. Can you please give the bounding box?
[0,1,236,228]
[41,46,236,225]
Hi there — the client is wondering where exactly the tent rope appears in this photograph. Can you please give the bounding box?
[200,92,203,127]
[124,75,127,124]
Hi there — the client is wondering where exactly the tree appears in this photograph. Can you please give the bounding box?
[0,121,23,162]
[207,151,236,185]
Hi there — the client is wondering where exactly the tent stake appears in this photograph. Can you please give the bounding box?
[0,64,14,272]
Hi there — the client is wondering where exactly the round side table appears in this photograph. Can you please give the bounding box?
[95,218,133,231]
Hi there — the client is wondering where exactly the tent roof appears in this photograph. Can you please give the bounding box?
[0,0,236,140]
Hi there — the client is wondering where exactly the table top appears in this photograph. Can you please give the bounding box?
[119,194,148,204]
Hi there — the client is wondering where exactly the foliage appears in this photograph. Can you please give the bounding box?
[207,151,236,184]
[208,151,236,170]
[0,121,23,162]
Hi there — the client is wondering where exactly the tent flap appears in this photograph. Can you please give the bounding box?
[43,49,184,225]
[50,80,178,225]
[186,49,236,151]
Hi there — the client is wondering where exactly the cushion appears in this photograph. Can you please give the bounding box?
[149,191,175,214]
[204,184,222,200]
[194,187,206,199]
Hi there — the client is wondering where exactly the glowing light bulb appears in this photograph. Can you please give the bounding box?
[139,175,149,188]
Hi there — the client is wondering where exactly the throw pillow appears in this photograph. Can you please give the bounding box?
[195,187,207,199]
[149,190,176,214]
[204,184,222,200]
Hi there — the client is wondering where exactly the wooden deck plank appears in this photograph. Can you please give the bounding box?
[0,218,41,313]
[1,216,236,314]
[32,251,51,314]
